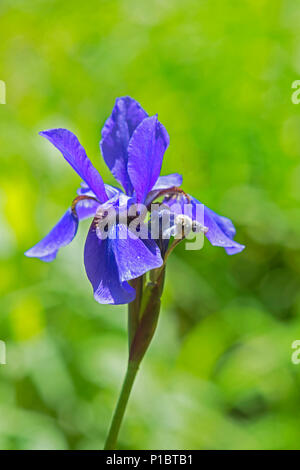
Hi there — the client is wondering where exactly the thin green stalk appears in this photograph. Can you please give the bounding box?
[128,276,144,349]
[104,360,139,450]
[103,267,166,450]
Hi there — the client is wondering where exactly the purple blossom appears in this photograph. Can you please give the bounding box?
[25,96,245,305]
[25,97,182,304]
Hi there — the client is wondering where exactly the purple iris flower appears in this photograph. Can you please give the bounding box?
[25,96,244,305]
[25,97,183,304]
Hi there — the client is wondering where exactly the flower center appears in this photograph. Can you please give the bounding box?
[149,186,191,209]
[163,214,208,239]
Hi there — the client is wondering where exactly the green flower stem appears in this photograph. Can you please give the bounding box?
[103,267,166,450]
[129,271,165,363]
[128,276,144,349]
[103,360,139,450]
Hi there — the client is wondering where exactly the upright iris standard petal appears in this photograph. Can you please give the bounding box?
[110,224,163,282]
[25,199,100,262]
[127,116,170,204]
[84,227,136,305]
[100,97,148,195]
[40,129,108,203]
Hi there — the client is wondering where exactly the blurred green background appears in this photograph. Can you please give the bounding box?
[1,0,300,450]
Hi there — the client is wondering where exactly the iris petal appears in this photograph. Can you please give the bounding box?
[194,198,244,254]
[145,173,183,206]
[40,129,108,203]
[84,226,136,305]
[127,116,170,204]
[203,206,245,253]
[164,195,245,255]
[77,181,124,200]
[84,222,163,305]
[100,97,148,195]
[110,224,163,282]
[25,209,78,262]
[205,206,236,239]
[25,199,99,262]
[151,173,183,191]
[75,198,100,220]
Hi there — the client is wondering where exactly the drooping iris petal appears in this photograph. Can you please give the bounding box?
[204,207,245,254]
[204,206,236,239]
[164,195,245,255]
[25,209,79,262]
[84,227,136,305]
[100,97,148,195]
[145,173,183,206]
[224,246,244,255]
[194,199,244,254]
[40,129,108,203]
[110,224,163,282]
[127,116,170,204]
[25,199,99,262]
